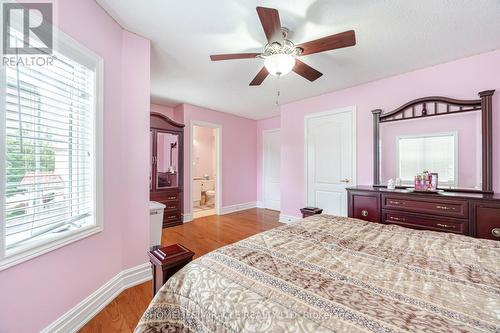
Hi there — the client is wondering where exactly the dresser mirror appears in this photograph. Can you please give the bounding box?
[156,132,179,189]
[372,90,494,193]
[379,111,482,190]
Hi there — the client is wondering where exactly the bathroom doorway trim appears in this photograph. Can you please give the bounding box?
[189,120,222,218]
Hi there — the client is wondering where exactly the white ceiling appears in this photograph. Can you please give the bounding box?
[96,0,500,120]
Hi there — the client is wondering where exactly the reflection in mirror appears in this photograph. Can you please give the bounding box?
[380,111,482,190]
[157,132,179,189]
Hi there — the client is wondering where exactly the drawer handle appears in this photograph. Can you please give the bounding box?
[437,223,455,229]
[389,216,406,222]
[389,201,402,205]
[492,228,500,238]
[167,205,177,209]
[167,196,177,200]
[436,205,454,211]
[167,215,176,220]
[361,210,368,217]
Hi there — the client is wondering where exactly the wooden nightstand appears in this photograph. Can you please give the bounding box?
[300,207,323,218]
[148,243,195,296]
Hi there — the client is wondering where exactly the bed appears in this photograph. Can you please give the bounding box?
[135,215,500,333]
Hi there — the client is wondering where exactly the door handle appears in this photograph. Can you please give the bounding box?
[340,179,350,183]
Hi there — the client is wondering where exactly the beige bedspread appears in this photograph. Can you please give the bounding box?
[135,215,500,333]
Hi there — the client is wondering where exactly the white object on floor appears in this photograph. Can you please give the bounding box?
[149,201,165,247]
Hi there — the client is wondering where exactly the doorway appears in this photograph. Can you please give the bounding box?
[305,106,356,216]
[190,121,221,219]
[262,129,281,211]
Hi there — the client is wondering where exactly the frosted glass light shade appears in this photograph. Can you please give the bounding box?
[264,54,296,77]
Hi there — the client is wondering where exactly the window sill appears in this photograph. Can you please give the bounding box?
[0,224,103,272]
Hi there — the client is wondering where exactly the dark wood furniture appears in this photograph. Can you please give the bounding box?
[348,91,499,241]
[372,90,495,193]
[300,207,323,218]
[348,186,500,241]
[150,113,184,227]
[148,244,194,296]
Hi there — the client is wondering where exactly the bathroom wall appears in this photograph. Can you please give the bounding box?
[278,49,500,218]
[193,125,216,179]
[0,1,151,332]
[256,116,281,205]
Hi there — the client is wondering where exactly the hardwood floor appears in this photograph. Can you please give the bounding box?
[79,208,281,333]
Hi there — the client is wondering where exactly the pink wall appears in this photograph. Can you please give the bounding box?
[0,1,151,332]
[120,31,151,268]
[279,49,500,217]
[193,126,216,178]
[256,116,281,203]
[151,103,175,119]
[380,112,482,188]
[177,104,257,215]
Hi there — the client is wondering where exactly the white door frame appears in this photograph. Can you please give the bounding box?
[262,128,280,211]
[190,120,222,217]
[304,106,357,209]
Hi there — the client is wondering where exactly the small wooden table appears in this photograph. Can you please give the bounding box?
[148,243,194,296]
[300,207,323,218]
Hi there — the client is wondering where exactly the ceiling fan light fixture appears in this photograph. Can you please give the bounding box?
[264,53,296,77]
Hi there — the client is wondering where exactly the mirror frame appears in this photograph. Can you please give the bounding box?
[150,112,185,192]
[372,90,495,194]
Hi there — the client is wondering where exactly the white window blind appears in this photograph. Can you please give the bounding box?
[1,28,103,269]
[398,133,457,186]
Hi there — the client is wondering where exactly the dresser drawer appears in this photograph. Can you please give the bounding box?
[163,211,181,225]
[163,192,179,202]
[382,194,468,218]
[348,191,380,223]
[162,201,180,212]
[383,210,467,234]
[471,202,500,241]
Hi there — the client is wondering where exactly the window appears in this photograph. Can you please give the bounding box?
[0,29,103,270]
[397,133,457,187]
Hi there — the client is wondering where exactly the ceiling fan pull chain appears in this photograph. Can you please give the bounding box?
[275,76,281,106]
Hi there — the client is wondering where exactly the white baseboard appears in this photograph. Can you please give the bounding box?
[220,201,257,215]
[256,201,264,208]
[182,213,193,223]
[279,214,301,223]
[42,262,152,333]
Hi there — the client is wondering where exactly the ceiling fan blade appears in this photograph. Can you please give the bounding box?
[210,53,260,61]
[293,59,323,82]
[297,30,356,56]
[256,7,282,42]
[249,67,269,86]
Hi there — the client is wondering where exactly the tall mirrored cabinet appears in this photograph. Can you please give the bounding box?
[150,113,184,227]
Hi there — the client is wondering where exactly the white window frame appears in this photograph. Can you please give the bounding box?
[0,28,104,271]
[395,132,458,187]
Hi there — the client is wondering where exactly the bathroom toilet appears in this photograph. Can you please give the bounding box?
[201,179,215,206]
[205,190,215,205]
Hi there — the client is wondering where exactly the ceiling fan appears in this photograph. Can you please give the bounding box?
[210,6,356,86]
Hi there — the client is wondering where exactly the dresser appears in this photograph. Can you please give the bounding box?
[347,186,500,241]
[150,113,184,228]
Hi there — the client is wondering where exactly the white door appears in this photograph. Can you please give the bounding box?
[306,108,356,216]
[263,130,281,211]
